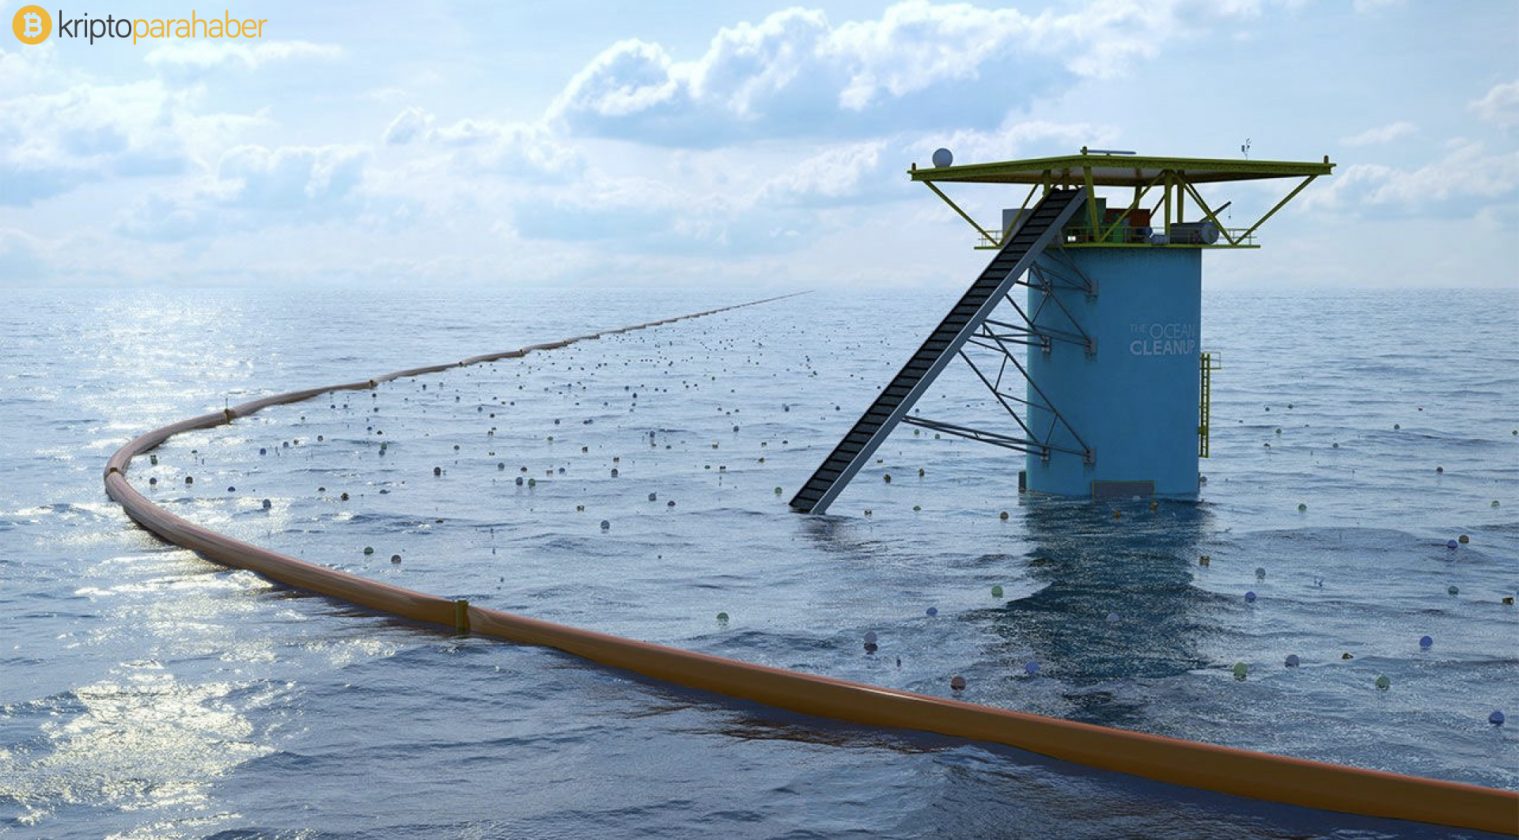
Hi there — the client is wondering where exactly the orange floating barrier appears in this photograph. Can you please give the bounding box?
[102,295,1517,836]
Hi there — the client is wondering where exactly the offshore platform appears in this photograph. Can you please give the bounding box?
[791,148,1332,514]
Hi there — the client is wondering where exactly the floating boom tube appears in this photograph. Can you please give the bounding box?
[101,297,1517,837]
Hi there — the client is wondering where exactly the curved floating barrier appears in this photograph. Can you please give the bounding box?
[101,295,1516,836]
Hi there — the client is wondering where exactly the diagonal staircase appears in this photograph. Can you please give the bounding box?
[789,188,1087,514]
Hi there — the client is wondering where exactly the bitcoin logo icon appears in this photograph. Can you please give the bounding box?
[12,5,52,45]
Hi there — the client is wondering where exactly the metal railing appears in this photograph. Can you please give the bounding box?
[977,226,1257,248]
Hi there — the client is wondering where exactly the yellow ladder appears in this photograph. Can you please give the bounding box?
[1199,352,1220,457]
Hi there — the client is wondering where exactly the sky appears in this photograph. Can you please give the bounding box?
[1,0,1516,290]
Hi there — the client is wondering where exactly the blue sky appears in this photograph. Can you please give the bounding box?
[1,0,1515,289]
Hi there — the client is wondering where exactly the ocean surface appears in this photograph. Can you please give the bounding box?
[1,284,1515,839]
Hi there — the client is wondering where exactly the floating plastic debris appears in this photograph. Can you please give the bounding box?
[261,498,271,509]
[1245,591,1257,603]
[998,511,1009,521]
[1375,675,1390,691]
[363,546,374,555]
[1420,635,1433,649]
[1297,503,1307,512]
[1105,611,1119,624]
[1285,654,1300,667]
[1491,710,1506,726]
[1458,534,1469,544]
[991,585,1003,598]
[950,675,966,691]
[1447,585,1459,595]
[716,611,729,623]
[599,520,610,530]
[1255,567,1266,580]
[1025,661,1039,675]
[926,607,938,617]
[1198,554,1210,567]
[390,554,401,564]
[1232,662,1248,680]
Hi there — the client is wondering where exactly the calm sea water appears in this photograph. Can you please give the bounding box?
[1,285,1515,839]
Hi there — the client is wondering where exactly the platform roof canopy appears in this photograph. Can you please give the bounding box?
[910,151,1334,186]
[909,149,1335,250]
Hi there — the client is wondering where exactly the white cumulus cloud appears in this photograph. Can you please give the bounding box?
[548,1,1254,146]
[1470,79,1519,128]
[1340,121,1416,146]
[144,40,344,71]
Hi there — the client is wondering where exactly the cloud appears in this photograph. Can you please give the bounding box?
[547,1,1219,146]
[1340,121,1416,146]
[144,40,344,72]
[0,81,189,205]
[1470,79,1519,128]
[116,144,369,239]
[0,228,45,282]
[544,1,1304,146]
[1304,140,1519,214]
[383,107,433,145]
[758,140,889,204]
[381,108,582,179]
[214,144,366,207]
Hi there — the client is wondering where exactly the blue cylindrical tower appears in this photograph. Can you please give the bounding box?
[787,150,1332,514]
[1025,248,1202,498]
[895,149,1331,504]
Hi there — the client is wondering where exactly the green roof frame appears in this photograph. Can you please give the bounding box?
[908,149,1334,250]
[910,152,1334,186]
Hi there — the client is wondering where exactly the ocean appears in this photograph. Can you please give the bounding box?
[1,285,1514,838]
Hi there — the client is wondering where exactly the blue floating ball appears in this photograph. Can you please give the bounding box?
[1024,661,1039,675]
[1491,710,1506,726]
[1105,611,1120,624]
[1446,539,1458,550]
[925,607,938,617]
[1245,591,1257,603]
[1285,654,1300,667]
[1419,635,1433,649]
